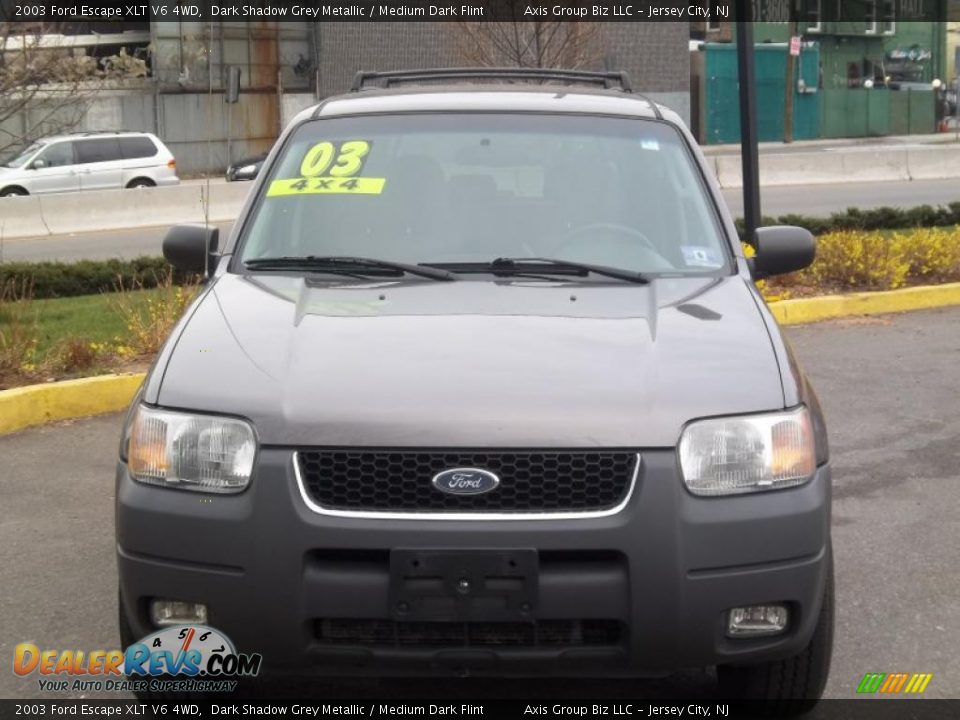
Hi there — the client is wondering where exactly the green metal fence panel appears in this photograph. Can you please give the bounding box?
[908,89,936,134]
[820,89,862,137]
[890,91,911,135]
[888,89,936,135]
[703,43,820,144]
[868,91,891,136]
[820,89,894,138]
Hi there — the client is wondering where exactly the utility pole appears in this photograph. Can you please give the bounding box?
[783,4,798,143]
[735,5,762,242]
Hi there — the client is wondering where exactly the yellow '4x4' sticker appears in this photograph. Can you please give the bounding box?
[268,176,385,196]
[267,139,386,197]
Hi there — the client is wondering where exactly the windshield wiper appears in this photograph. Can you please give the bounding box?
[485,257,650,284]
[243,255,457,281]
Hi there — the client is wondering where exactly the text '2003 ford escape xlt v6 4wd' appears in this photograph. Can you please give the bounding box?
[116,69,832,711]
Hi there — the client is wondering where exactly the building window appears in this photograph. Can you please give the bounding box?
[805,0,822,33]
[707,20,721,32]
[847,62,862,88]
[865,0,878,34]
[881,0,895,34]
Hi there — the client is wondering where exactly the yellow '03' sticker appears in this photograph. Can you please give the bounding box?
[267,139,386,196]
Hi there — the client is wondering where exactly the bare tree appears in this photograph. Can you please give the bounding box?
[0,22,147,158]
[455,15,603,70]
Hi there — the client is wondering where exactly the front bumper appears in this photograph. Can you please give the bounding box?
[116,450,831,678]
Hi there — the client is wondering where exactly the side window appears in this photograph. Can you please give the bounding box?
[36,142,75,168]
[119,137,158,159]
[75,139,122,164]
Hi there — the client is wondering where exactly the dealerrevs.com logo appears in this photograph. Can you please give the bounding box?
[13,625,261,694]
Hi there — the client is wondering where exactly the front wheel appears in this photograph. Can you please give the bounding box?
[716,550,834,716]
[1,187,28,197]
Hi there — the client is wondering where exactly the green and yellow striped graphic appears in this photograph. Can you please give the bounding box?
[857,672,933,694]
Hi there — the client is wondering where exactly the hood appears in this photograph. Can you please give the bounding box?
[156,273,785,447]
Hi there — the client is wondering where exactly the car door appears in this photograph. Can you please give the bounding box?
[74,138,124,190]
[26,141,80,194]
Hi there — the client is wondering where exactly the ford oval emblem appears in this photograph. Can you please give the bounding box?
[432,468,500,496]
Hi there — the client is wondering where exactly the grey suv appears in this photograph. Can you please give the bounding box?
[116,69,832,710]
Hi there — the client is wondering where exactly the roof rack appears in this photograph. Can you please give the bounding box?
[65,130,132,136]
[349,67,662,119]
[351,67,633,93]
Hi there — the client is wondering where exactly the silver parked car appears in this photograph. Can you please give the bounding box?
[0,131,179,197]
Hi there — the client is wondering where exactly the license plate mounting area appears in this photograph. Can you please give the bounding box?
[389,548,538,622]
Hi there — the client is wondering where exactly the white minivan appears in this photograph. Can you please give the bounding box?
[0,131,179,197]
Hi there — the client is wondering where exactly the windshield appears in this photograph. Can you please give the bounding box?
[2,142,43,168]
[237,113,730,276]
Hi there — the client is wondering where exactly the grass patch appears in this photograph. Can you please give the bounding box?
[32,286,188,355]
[1,272,199,390]
[32,292,141,355]
[29,285,196,358]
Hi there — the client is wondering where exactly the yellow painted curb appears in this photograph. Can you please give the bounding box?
[0,373,145,436]
[769,282,960,325]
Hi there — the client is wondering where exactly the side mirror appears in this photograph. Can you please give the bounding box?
[163,224,219,276]
[31,159,47,170]
[749,226,816,279]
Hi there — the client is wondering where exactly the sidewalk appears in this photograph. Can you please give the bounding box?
[702,132,960,156]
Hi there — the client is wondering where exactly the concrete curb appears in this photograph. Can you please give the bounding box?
[769,282,960,325]
[2,283,960,436]
[0,373,145,436]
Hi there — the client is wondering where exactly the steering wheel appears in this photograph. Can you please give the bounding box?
[554,222,670,268]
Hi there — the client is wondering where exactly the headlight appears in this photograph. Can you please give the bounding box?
[678,406,815,496]
[127,405,256,493]
[237,164,257,174]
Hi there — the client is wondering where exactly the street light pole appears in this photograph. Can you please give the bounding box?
[735,6,762,243]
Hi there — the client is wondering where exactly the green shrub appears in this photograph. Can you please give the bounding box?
[799,230,911,290]
[894,227,960,283]
[737,203,960,239]
[763,227,960,294]
[0,257,199,299]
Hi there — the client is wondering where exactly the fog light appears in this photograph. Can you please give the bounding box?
[150,599,208,627]
[727,604,789,637]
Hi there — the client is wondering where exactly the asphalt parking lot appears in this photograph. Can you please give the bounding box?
[1,307,958,702]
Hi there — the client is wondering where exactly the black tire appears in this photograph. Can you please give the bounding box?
[1,186,28,197]
[127,178,155,189]
[716,550,835,716]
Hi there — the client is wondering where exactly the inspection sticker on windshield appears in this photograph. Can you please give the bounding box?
[681,245,722,268]
[267,138,386,197]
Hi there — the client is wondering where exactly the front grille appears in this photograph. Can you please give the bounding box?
[314,619,622,648]
[296,450,638,514]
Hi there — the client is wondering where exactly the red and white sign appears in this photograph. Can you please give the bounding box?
[789,36,802,57]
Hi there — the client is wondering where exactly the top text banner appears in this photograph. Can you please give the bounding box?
[0,0,946,22]
[5,1,742,23]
